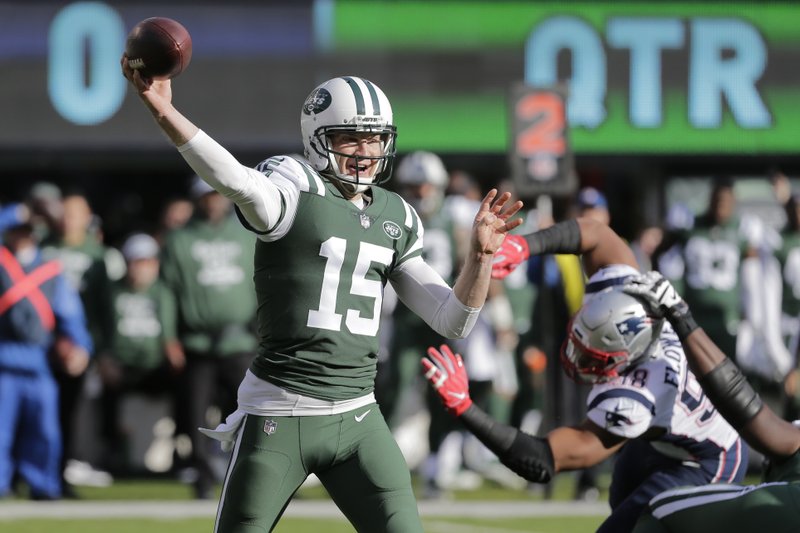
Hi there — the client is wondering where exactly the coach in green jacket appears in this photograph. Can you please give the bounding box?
[161,177,257,499]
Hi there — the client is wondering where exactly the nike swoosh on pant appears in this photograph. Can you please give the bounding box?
[355,409,372,422]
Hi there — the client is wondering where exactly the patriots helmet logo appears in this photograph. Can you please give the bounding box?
[615,316,649,340]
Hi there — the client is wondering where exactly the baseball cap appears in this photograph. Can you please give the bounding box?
[121,233,159,261]
[577,187,608,210]
[0,203,32,232]
[665,202,695,231]
[28,182,62,203]
[189,176,217,199]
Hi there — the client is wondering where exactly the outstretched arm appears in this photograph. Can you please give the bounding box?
[492,217,637,280]
[625,272,800,460]
[421,345,625,482]
[121,55,282,233]
[421,345,554,482]
[683,329,800,459]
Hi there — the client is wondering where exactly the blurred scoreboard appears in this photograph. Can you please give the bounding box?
[2,0,799,155]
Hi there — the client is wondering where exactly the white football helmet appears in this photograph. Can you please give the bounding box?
[300,76,397,193]
[395,151,449,217]
[395,151,448,188]
[561,288,663,384]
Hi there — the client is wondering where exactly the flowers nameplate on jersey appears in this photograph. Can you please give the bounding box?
[263,419,277,435]
[383,221,402,240]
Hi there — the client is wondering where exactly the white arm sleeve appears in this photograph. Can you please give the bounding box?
[177,130,282,232]
[390,256,481,339]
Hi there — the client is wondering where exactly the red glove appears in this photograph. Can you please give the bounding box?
[421,344,473,416]
[491,234,530,280]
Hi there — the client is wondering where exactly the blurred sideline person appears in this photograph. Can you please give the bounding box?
[773,187,800,421]
[736,208,791,408]
[575,186,610,225]
[675,177,753,363]
[155,196,193,245]
[515,186,611,500]
[652,202,695,295]
[97,233,179,474]
[160,177,257,499]
[122,54,522,533]
[427,217,746,532]
[0,203,93,500]
[377,151,456,485]
[379,151,454,428]
[439,172,523,491]
[384,152,516,494]
[494,188,545,476]
[41,191,115,492]
[26,182,63,243]
[625,271,800,533]
[630,225,663,273]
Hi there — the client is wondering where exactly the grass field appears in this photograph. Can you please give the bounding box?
[4,516,605,533]
[1,476,608,532]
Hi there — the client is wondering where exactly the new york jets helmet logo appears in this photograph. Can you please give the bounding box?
[383,221,402,240]
[303,88,332,115]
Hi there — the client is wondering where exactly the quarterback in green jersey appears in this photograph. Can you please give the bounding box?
[122,56,522,532]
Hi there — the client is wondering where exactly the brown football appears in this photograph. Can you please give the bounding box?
[125,17,192,80]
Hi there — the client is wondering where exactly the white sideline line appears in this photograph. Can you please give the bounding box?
[426,519,547,533]
[0,500,609,520]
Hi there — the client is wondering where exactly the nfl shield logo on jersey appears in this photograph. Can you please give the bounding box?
[263,419,277,435]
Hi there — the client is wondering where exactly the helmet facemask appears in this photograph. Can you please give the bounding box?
[300,77,397,195]
[313,123,397,194]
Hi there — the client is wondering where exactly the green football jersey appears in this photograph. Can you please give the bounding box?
[106,278,175,371]
[680,219,748,333]
[42,237,113,351]
[247,157,424,401]
[776,232,800,319]
[160,215,257,355]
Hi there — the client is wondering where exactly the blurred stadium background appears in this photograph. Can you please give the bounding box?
[4,0,799,239]
[2,0,798,531]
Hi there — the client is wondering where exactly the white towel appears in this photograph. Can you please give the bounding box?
[198,409,246,452]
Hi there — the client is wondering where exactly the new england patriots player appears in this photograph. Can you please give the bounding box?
[424,218,746,532]
[626,271,800,533]
[121,57,522,532]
